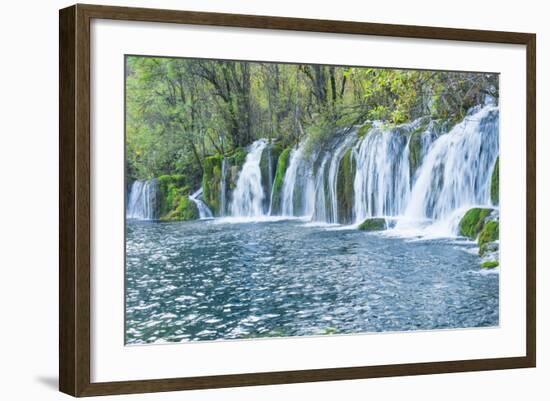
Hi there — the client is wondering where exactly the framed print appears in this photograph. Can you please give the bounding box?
[59,4,536,397]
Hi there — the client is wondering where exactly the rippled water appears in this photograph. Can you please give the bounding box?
[125,219,499,344]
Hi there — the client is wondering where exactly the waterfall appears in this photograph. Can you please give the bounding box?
[312,156,330,222]
[230,139,268,217]
[126,105,499,237]
[399,106,499,233]
[189,188,214,219]
[126,180,159,220]
[326,135,356,223]
[353,124,412,222]
[281,144,315,217]
[267,104,498,234]
[219,158,228,216]
[281,145,302,216]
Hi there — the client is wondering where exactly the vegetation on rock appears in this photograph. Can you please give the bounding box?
[270,147,292,214]
[480,260,499,269]
[155,175,199,221]
[491,157,499,205]
[202,155,223,215]
[358,218,387,231]
[478,220,499,256]
[336,148,357,224]
[260,142,283,210]
[458,208,492,239]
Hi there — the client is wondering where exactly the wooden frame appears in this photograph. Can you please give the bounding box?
[59,3,536,397]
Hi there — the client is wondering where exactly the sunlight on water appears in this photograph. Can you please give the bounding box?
[126,219,499,344]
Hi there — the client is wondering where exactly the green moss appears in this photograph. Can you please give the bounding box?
[408,132,422,178]
[160,196,199,221]
[202,155,223,215]
[458,208,493,239]
[408,120,430,178]
[259,143,282,210]
[481,260,499,269]
[491,157,499,205]
[270,147,292,214]
[157,175,186,217]
[478,220,499,256]
[357,122,373,139]
[358,218,387,231]
[155,174,199,221]
[336,148,356,224]
[227,147,247,167]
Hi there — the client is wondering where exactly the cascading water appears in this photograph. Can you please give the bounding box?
[398,105,499,234]
[189,188,214,219]
[230,139,268,217]
[133,104,498,233]
[280,144,315,217]
[353,124,412,222]
[126,180,159,220]
[269,104,498,236]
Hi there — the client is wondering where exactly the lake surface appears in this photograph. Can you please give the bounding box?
[125,219,499,344]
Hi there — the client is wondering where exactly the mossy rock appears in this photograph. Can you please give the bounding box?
[408,120,430,179]
[357,122,373,139]
[202,154,223,215]
[160,196,199,221]
[478,220,499,256]
[154,174,200,221]
[491,157,499,205]
[270,147,292,214]
[408,130,423,179]
[358,218,387,231]
[259,142,282,212]
[336,148,356,224]
[481,260,499,269]
[227,147,247,168]
[157,175,188,217]
[458,208,493,239]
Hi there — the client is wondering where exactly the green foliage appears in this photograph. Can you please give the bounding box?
[303,115,338,157]
[407,119,430,178]
[227,147,247,167]
[357,122,373,139]
[481,260,499,269]
[161,196,199,221]
[358,218,387,231]
[491,157,499,205]
[202,155,223,215]
[478,220,499,256]
[155,175,199,221]
[126,55,498,185]
[270,147,292,214]
[336,148,356,224]
[458,208,492,239]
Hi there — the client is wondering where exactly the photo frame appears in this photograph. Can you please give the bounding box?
[59,3,536,397]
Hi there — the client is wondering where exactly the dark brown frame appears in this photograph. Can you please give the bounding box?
[59,3,536,397]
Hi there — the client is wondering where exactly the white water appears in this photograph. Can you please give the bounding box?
[230,139,268,217]
[125,105,499,237]
[397,106,499,236]
[127,180,159,220]
[275,105,499,236]
[189,188,214,219]
[353,125,411,222]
